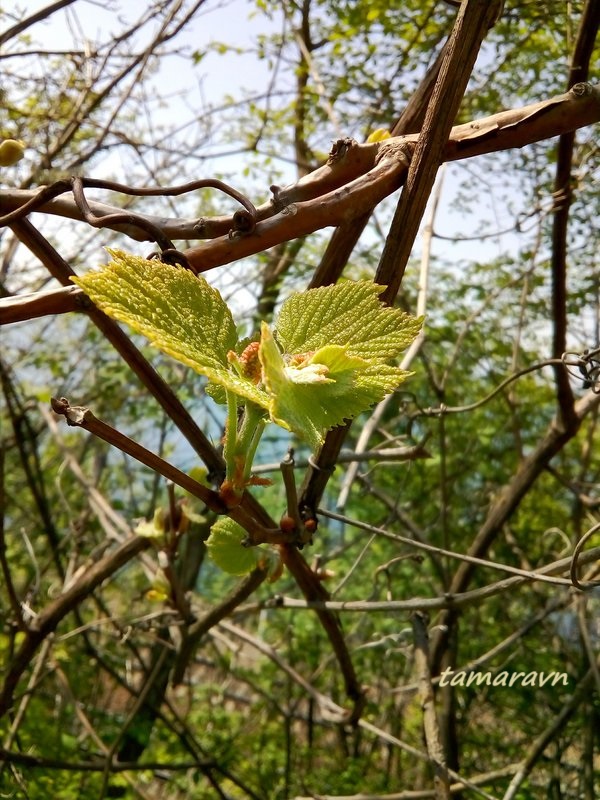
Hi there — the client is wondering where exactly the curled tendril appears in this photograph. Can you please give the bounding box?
[0,175,258,249]
[147,249,193,271]
[232,208,256,234]
[562,347,600,393]
[569,521,600,590]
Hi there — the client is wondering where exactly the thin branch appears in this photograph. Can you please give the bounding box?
[1,86,597,259]
[393,595,568,695]
[318,508,575,587]
[279,542,365,721]
[216,615,499,800]
[53,664,153,800]
[259,543,600,613]
[0,285,83,325]
[0,0,77,47]
[252,442,431,474]
[280,450,304,532]
[416,359,566,416]
[501,664,597,800]
[0,359,64,579]
[0,534,151,718]
[307,37,447,290]
[98,647,171,798]
[576,594,600,696]
[374,0,504,303]
[569,520,600,590]
[549,0,600,428]
[0,748,209,773]
[217,620,348,722]
[293,28,343,138]
[40,403,137,544]
[412,613,450,800]
[430,387,600,672]
[49,396,289,546]
[336,168,443,510]
[0,637,54,780]
[0,444,24,628]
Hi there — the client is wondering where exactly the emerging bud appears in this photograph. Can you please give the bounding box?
[228,341,262,383]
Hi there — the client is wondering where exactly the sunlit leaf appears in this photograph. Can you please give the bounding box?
[366,128,391,143]
[135,509,166,539]
[275,280,422,362]
[261,282,422,447]
[73,250,270,408]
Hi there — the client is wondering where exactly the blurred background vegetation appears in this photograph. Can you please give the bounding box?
[1,1,599,798]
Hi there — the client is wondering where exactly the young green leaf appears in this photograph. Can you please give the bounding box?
[206,517,261,576]
[275,280,422,362]
[259,281,422,448]
[260,323,414,449]
[135,508,166,540]
[73,250,270,408]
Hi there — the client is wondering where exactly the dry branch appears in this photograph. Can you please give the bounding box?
[49,396,290,546]
[375,0,504,300]
[0,284,83,324]
[257,542,600,613]
[549,0,600,429]
[0,534,151,718]
[412,612,450,800]
[430,387,600,672]
[1,85,597,263]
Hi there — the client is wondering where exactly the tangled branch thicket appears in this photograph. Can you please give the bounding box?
[1,1,599,798]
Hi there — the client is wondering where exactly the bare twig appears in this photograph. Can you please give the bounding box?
[0,284,84,325]
[0,637,54,780]
[412,613,450,800]
[260,542,600,614]
[0,175,257,247]
[0,0,77,47]
[280,449,304,533]
[549,0,600,428]
[212,618,498,800]
[49,396,289,546]
[375,0,504,301]
[576,594,600,696]
[569,520,600,590]
[279,541,365,722]
[0,534,151,718]
[318,508,575,587]
[252,442,431,474]
[430,386,600,672]
[0,445,24,628]
[501,664,598,800]
[336,168,443,510]
[2,87,598,260]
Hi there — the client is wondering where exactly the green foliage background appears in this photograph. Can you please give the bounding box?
[1,1,599,798]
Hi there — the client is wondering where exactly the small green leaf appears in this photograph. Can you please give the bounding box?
[135,509,166,539]
[206,518,260,576]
